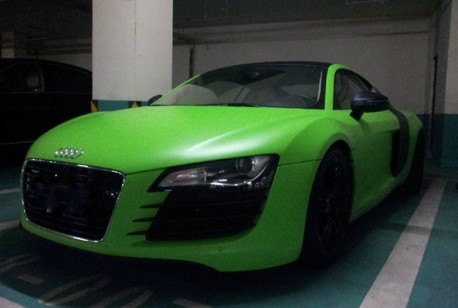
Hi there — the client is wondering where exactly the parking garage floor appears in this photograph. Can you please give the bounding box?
[0,162,457,308]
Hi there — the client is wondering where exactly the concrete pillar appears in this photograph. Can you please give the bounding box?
[92,0,173,110]
[445,1,458,116]
[432,0,458,167]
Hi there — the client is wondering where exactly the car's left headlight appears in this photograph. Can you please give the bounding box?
[151,155,278,191]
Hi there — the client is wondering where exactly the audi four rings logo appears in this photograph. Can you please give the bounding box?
[54,147,84,159]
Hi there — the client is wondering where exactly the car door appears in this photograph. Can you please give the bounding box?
[0,61,92,165]
[40,63,92,133]
[333,69,400,212]
[0,62,46,157]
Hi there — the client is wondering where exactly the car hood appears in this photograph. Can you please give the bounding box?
[27,106,324,173]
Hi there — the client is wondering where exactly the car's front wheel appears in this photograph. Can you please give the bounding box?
[299,147,353,267]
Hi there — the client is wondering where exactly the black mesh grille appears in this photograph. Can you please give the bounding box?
[145,189,267,241]
[22,160,124,241]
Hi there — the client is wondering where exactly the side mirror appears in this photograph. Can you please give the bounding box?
[350,91,390,120]
[148,94,162,104]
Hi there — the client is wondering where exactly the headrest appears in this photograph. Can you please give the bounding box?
[26,70,43,91]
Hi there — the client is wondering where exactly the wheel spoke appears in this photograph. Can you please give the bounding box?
[319,207,344,253]
[316,153,351,254]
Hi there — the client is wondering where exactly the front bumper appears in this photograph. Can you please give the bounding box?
[20,160,318,272]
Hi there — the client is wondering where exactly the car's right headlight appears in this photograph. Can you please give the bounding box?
[150,155,278,191]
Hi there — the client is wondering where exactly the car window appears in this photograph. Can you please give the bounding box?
[334,70,371,110]
[0,63,43,93]
[43,64,92,93]
[155,64,326,109]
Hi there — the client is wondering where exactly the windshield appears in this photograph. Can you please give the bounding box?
[154,63,326,109]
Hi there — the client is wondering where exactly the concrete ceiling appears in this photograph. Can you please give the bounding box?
[0,0,442,54]
[174,0,441,28]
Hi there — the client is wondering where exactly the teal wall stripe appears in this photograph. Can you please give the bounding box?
[421,114,458,168]
[440,115,458,168]
[94,100,148,111]
[97,100,129,110]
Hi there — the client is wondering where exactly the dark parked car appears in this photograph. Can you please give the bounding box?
[0,58,92,165]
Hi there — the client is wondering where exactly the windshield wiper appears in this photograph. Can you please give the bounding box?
[228,103,260,107]
[150,103,262,107]
[210,102,261,107]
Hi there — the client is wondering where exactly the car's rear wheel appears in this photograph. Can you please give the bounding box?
[299,147,353,267]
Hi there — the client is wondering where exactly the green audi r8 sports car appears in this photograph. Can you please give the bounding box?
[20,62,424,272]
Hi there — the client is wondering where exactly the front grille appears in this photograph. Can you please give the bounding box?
[145,189,267,241]
[22,160,124,241]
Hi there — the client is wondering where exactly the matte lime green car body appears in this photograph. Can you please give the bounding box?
[20,62,423,271]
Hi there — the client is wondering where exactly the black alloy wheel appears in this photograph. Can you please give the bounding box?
[300,147,353,267]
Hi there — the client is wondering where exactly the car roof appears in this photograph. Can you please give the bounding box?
[0,58,91,73]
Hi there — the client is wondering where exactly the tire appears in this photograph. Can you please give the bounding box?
[299,147,353,267]
[400,131,425,194]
